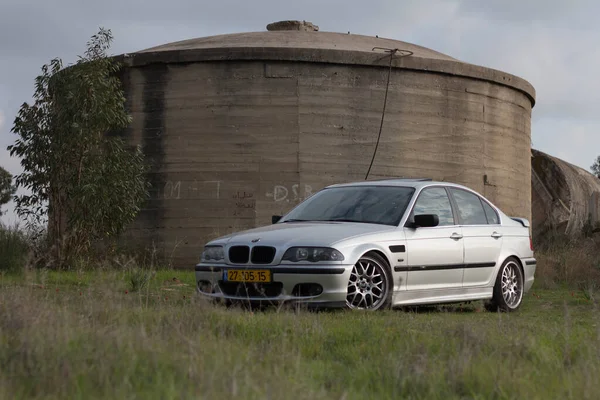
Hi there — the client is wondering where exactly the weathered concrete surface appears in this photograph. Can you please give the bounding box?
[116,22,536,267]
[137,31,457,61]
[129,28,535,105]
[531,149,600,237]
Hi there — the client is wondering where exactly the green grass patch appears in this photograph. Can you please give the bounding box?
[1,270,599,399]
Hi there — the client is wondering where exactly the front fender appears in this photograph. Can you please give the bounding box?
[336,242,408,292]
[345,243,395,265]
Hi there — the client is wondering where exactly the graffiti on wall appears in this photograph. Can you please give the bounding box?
[163,180,181,199]
[233,191,256,216]
[160,180,222,200]
[266,184,314,203]
[157,180,320,219]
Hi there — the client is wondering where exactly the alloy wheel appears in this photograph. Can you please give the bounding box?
[501,261,523,309]
[346,257,389,310]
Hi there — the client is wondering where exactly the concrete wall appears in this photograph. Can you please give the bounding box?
[118,59,533,267]
[531,149,600,237]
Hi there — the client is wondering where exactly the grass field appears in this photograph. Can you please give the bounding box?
[1,269,599,400]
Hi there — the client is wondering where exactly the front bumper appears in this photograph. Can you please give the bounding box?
[195,263,352,307]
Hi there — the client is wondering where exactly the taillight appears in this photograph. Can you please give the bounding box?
[529,236,534,251]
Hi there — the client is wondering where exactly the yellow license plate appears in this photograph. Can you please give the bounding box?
[224,269,271,283]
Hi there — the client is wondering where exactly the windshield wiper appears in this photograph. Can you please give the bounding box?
[282,218,380,224]
[327,218,373,224]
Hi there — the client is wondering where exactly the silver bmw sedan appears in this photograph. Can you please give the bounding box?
[195,179,536,312]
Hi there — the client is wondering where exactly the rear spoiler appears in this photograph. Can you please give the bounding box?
[510,217,530,228]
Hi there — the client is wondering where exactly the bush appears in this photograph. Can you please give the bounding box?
[0,224,30,274]
[126,267,156,292]
[534,231,600,289]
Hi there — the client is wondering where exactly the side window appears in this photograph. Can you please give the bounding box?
[482,200,500,224]
[412,187,455,226]
[449,189,488,225]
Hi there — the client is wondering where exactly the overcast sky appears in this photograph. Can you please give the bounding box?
[1,0,599,224]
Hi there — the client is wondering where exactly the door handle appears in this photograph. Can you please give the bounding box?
[450,232,463,240]
[491,232,503,239]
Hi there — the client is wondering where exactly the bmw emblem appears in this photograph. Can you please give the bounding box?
[251,238,260,243]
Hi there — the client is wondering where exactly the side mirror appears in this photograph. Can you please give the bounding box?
[272,215,282,224]
[413,214,439,228]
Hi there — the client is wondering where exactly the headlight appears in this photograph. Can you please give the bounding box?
[282,247,345,262]
[200,246,224,262]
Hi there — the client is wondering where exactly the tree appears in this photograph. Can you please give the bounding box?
[0,166,17,216]
[592,156,600,179]
[7,28,149,268]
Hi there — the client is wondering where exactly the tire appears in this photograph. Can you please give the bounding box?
[345,252,392,311]
[485,257,524,312]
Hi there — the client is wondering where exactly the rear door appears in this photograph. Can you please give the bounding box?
[447,188,503,287]
[404,187,465,290]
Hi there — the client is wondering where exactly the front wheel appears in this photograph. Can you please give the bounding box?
[346,253,392,310]
[485,257,524,312]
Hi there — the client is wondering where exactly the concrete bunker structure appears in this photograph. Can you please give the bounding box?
[115,20,536,266]
[531,149,600,238]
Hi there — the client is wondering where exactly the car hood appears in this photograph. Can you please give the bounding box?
[211,222,395,248]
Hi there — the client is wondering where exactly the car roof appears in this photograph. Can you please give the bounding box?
[325,178,469,191]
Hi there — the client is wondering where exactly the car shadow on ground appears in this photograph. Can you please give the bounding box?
[217,299,487,314]
[398,304,485,314]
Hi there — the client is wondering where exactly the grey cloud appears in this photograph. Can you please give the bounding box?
[398,8,600,122]
[1,0,599,224]
[532,119,600,172]
[457,0,597,26]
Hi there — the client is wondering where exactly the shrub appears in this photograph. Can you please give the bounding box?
[125,266,156,292]
[0,223,30,274]
[534,231,600,289]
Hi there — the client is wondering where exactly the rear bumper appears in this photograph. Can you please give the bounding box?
[194,263,352,307]
[522,258,537,292]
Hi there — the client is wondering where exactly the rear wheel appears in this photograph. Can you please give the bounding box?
[485,257,524,312]
[346,253,392,310]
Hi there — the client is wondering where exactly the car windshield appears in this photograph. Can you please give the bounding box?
[280,185,415,226]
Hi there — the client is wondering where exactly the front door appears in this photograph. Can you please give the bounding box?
[404,187,465,290]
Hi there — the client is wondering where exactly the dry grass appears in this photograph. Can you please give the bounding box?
[1,269,600,399]
[534,233,600,294]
